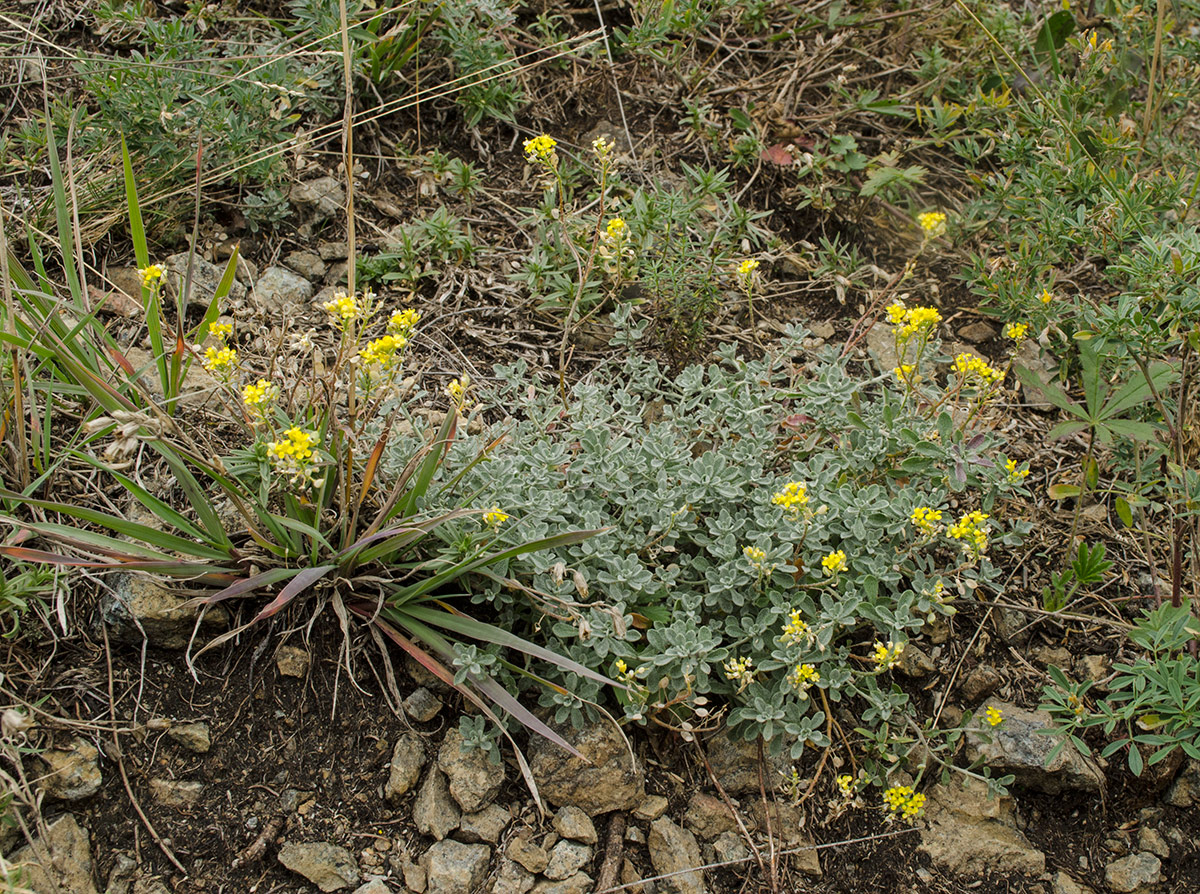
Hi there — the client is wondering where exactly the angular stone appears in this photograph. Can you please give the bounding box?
[1104,853,1161,893]
[531,873,594,894]
[960,665,1002,703]
[39,737,102,801]
[745,802,820,876]
[168,722,211,754]
[438,728,505,813]
[11,814,99,894]
[149,778,203,807]
[413,769,460,841]
[1163,759,1200,807]
[704,729,789,796]
[543,840,591,880]
[291,177,346,222]
[385,735,427,802]
[351,881,390,894]
[284,250,327,280]
[102,574,229,650]
[632,795,669,823]
[459,804,511,844]
[420,840,490,894]
[403,687,443,722]
[648,817,707,894]
[553,806,598,845]
[163,252,247,306]
[278,841,360,892]
[896,642,935,677]
[918,778,1045,877]
[252,266,314,314]
[965,702,1105,794]
[1136,827,1169,860]
[1053,871,1095,894]
[684,792,740,840]
[958,321,997,343]
[492,858,535,894]
[711,830,749,866]
[318,241,349,261]
[276,645,311,677]
[506,835,549,874]
[528,719,643,814]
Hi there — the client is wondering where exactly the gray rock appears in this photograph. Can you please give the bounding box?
[865,322,900,374]
[633,795,669,823]
[11,814,99,894]
[404,687,443,722]
[385,735,427,802]
[492,858,535,894]
[438,728,505,813]
[105,853,138,894]
[420,840,491,894]
[103,574,230,650]
[745,802,820,876]
[400,855,426,892]
[285,250,327,280]
[252,266,314,314]
[711,831,749,866]
[1104,852,1162,893]
[506,835,549,874]
[39,737,102,801]
[530,873,594,894]
[132,880,171,894]
[553,806,598,845]
[149,778,203,807]
[1163,759,1200,807]
[918,777,1045,877]
[319,241,350,261]
[543,840,591,880]
[1015,340,1058,410]
[1136,827,1169,860]
[278,841,360,892]
[413,769,460,841]
[684,792,739,840]
[965,702,1105,794]
[960,665,1002,703]
[163,252,247,306]
[291,177,346,222]
[528,719,643,814]
[1075,654,1110,688]
[351,881,390,894]
[648,817,707,894]
[958,321,998,343]
[896,642,935,678]
[704,728,789,796]
[276,645,311,677]
[459,804,511,844]
[1053,871,1096,894]
[168,722,211,754]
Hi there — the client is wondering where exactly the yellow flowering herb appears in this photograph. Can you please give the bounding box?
[1005,458,1030,482]
[723,656,755,689]
[952,353,1003,385]
[358,334,407,369]
[242,378,279,420]
[821,549,848,576]
[886,301,908,325]
[882,785,926,822]
[1005,322,1029,341]
[202,345,238,377]
[138,264,165,288]
[948,510,990,556]
[209,321,233,342]
[267,426,320,485]
[446,374,471,407]
[606,217,627,240]
[743,545,766,564]
[894,364,915,383]
[523,134,558,166]
[917,211,947,237]
[872,640,905,670]
[837,774,856,797]
[322,291,360,324]
[780,610,812,647]
[1040,288,1054,305]
[789,663,820,692]
[985,705,1004,727]
[388,308,421,338]
[910,506,943,535]
[592,135,614,159]
[482,506,509,528]
[772,481,809,513]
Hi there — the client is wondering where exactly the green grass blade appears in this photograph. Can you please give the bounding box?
[121,136,149,270]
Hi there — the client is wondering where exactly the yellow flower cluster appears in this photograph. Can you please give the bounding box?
[606,217,627,240]
[883,785,926,822]
[202,345,238,377]
[242,378,280,420]
[888,301,942,340]
[1005,322,1028,341]
[952,352,1003,385]
[985,705,1004,727]
[322,291,360,324]
[910,506,943,535]
[780,610,812,647]
[873,640,905,670]
[723,656,755,688]
[821,549,848,576]
[743,545,766,564]
[138,264,165,288]
[523,134,558,165]
[1040,288,1054,305]
[1005,458,1030,482]
[358,334,407,369]
[948,509,990,555]
[789,663,820,692]
[482,506,509,528]
[917,211,947,237]
[772,481,809,513]
[614,658,645,684]
[209,322,233,341]
[388,308,421,337]
[837,774,857,797]
[592,135,614,160]
[267,426,320,485]
[894,364,915,383]
[446,374,471,408]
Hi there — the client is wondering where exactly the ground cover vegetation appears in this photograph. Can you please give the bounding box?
[2,0,1200,891]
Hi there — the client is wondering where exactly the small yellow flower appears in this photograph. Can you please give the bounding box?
[897,306,942,339]
[910,506,943,536]
[948,510,990,556]
[985,705,1004,727]
[446,374,471,407]
[1005,458,1030,482]
[1005,322,1029,341]
[780,610,812,647]
[138,264,165,288]
[872,640,905,670]
[886,301,908,325]
[209,321,233,342]
[242,378,280,420]
[592,135,614,159]
[523,134,558,166]
[606,217,628,240]
[821,550,848,576]
[917,211,947,237]
[737,258,760,277]
[837,774,856,797]
[1040,288,1054,305]
[772,481,809,513]
[723,656,755,689]
[743,545,766,564]
[952,353,1003,385]
[322,291,360,324]
[894,364,915,383]
[789,663,820,692]
[267,426,320,485]
[482,506,509,528]
[388,308,421,338]
[202,345,238,377]
[358,334,407,369]
[882,785,926,823]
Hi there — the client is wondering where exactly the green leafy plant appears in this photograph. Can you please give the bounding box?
[1042,541,1112,613]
